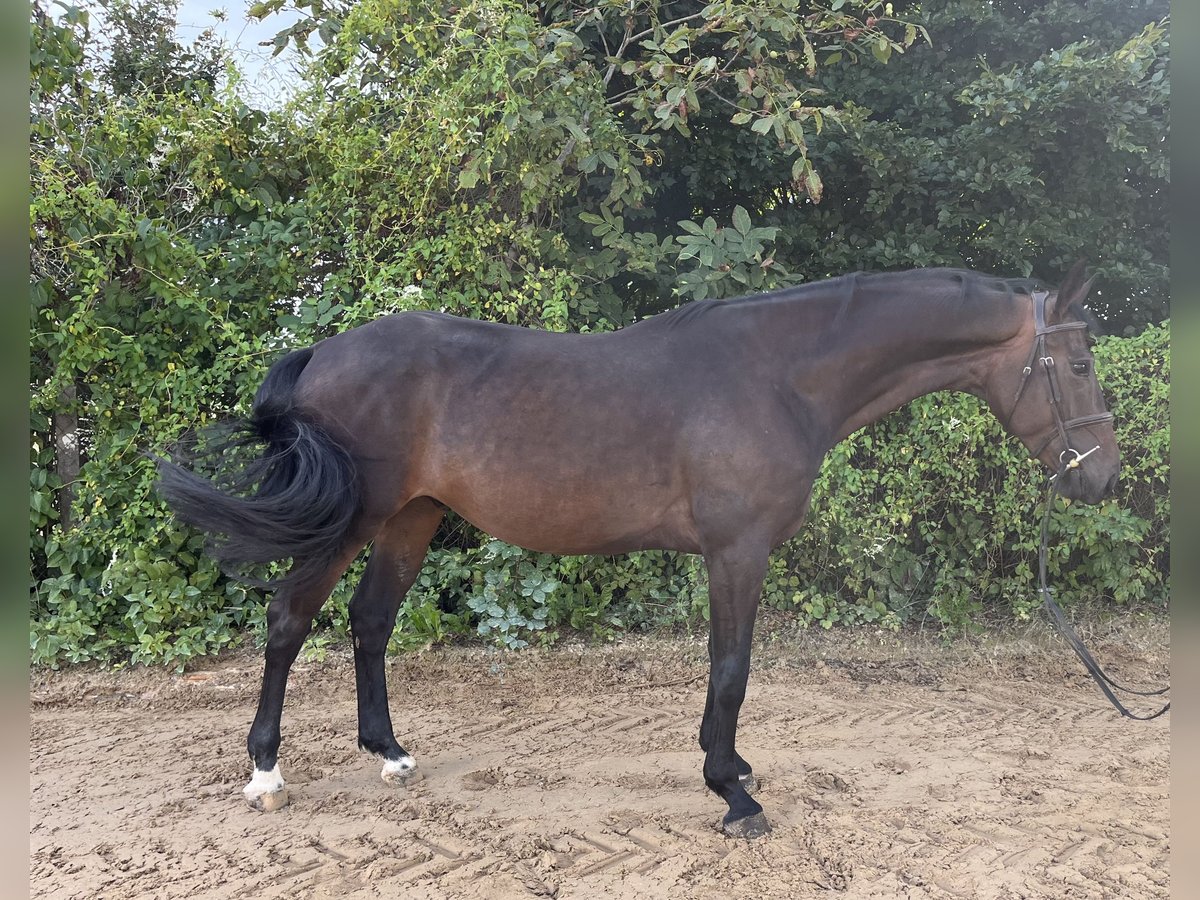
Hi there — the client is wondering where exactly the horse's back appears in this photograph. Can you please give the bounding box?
[288,309,810,554]
[297,309,709,423]
[285,312,717,551]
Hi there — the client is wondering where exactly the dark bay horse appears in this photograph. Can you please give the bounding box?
[157,263,1119,837]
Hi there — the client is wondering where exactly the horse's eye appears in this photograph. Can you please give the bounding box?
[1071,360,1092,376]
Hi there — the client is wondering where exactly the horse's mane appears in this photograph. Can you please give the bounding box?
[651,268,1099,332]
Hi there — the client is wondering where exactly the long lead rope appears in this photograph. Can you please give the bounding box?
[1038,478,1170,721]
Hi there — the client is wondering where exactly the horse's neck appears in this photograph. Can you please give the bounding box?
[753,283,1019,447]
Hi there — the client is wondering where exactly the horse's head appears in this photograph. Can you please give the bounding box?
[990,262,1120,504]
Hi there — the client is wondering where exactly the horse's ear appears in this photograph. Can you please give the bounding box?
[1052,259,1095,319]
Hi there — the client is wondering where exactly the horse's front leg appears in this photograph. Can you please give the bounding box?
[700,633,758,793]
[700,541,771,838]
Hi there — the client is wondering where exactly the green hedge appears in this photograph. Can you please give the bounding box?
[29,323,1168,667]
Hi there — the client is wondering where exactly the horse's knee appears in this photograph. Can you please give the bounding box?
[349,622,390,656]
[712,679,747,709]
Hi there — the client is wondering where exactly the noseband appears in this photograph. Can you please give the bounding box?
[1009,290,1114,472]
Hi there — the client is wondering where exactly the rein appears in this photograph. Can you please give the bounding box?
[1015,290,1169,720]
[1037,475,1170,721]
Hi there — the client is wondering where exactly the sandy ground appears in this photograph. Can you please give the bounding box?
[30,617,1170,899]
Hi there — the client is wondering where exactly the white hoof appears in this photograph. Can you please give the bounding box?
[381,755,422,786]
[244,765,289,811]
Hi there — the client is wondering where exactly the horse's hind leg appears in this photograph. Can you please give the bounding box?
[349,498,444,786]
[245,539,368,811]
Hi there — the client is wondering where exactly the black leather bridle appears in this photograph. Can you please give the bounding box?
[1012,291,1169,721]
[1009,290,1114,466]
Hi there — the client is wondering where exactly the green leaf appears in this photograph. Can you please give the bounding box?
[803,167,824,204]
[731,205,751,235]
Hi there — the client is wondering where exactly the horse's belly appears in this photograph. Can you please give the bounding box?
[433,473,700,556]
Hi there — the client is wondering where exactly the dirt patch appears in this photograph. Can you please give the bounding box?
[30,619,1170,899]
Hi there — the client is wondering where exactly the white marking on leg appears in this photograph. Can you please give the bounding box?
[381,754,421,785]
[243,764,289,811]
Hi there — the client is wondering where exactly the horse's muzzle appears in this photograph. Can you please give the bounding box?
[1052,464,1120,505]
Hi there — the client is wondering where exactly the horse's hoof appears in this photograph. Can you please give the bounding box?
[723,811,772,839]
[381,755,423,786]
[244,765,289,811]
[248,787,290,812]
[739,772,759,794]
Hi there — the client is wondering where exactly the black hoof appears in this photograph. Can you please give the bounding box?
[739,772,758,793]
[723,811,772,839]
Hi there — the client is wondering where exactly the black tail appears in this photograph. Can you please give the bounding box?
[154,347,361,589]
